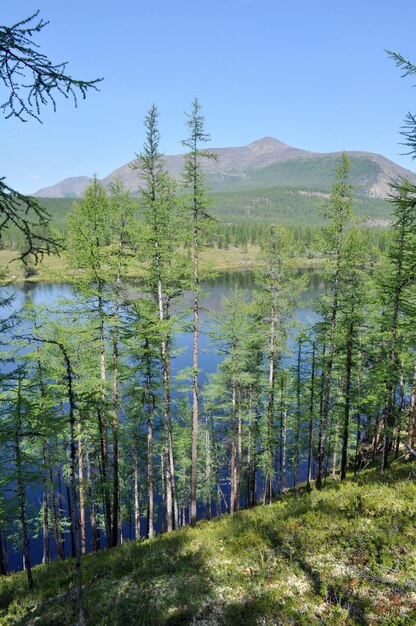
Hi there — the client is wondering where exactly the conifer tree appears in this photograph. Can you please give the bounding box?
[66,177,113,543]
[0,11,101,267]
[378,180,416,470]
[336,227,373,479]
[255,225,305,502]
[107,178,136,546]
[182,98,216,526]
[207,288,260,513]
[132,104,183,531]
[316,153,353,489]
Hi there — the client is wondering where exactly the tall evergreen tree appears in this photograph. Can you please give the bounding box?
[316,153,353,489]
[378,180,416,470]
[207,288,260,514]
[131,104,183,531]
[182,98,216,526]
[66,177,114,544]
[255,225,305,502]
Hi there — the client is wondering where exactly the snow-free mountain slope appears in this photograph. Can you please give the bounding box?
[33,137,416,199]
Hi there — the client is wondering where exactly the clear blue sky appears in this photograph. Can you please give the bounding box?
[2,0,416,194]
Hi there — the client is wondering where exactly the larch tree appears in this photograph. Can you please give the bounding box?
[316,153,353,489]
[386,51,416,458]
[255,225,305,502]
[181,98,216,526]
[379,180,416,470]
[131,104,183,532]
[207,288,260,514]
[66,177,114,545]
[336,227,374,480]
[107,178,137,546]
[0,10,101,265]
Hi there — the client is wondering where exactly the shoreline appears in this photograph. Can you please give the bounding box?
[0,246,324,285]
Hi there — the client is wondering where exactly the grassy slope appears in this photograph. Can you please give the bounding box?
[1,463,415,625]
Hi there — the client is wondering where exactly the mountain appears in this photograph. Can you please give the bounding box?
[33,137,416,198]
[34,176,92,198]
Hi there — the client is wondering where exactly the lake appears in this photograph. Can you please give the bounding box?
[1,269,325,571]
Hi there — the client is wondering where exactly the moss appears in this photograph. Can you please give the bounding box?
[1,461,415,625]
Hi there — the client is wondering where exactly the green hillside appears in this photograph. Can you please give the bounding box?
[209,185,391,226]
[1,462,415,625]
[34,187,391,233]
[207,156,383,194]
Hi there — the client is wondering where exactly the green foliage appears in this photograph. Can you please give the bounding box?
[206,154,383,195]
[209,185,390,227]
[1,462,415,625]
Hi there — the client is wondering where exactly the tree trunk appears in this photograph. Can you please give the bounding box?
[279,376,287,495]
[265,309,276,504]
[205,413,212,519]
[317,280,339,488]
[133,432,141,540]
[145,344,154,540]
[191,219,199,526]
[41,442,50,565]
[56,461,66,558]
[77,416,86,554]
[382,221,405,472]
[394,360,405,459]
[98,290,112,545]
[161,453,166,533]
[294,339,302,496]
[340,318,354,480]
[86,448,100,552]
[230,382,237,515]
[15,381,33,589]
[246,391,253,507]
[306,343,316,490]
[112,269,121,548]
[354,349,363,474]
[64,353,86,626]
[49,464,64,560]
[236,389,243,511]
[331,416,339,477]
[160,296,178,532]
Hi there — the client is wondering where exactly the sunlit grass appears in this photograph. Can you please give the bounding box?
[0,245,324,285]
[1,462,415,625]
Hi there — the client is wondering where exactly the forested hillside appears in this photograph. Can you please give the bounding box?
[0,186,391,259]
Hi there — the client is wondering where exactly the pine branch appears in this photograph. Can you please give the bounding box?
[0,10,102,122]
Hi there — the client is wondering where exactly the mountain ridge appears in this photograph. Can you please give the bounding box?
[33,136,416,199]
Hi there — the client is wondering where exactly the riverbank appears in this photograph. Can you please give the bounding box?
[0,461,415,625]
[0,246,323,284]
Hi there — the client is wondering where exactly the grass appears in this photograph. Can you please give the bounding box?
[1,462,415,625]
[0,246,323,284]
[0,250,71,284]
